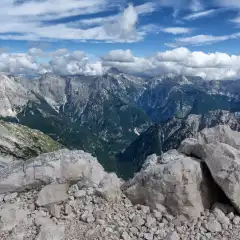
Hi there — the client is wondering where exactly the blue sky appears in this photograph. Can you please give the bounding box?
[1,0,240,80]
[1,0,240,55]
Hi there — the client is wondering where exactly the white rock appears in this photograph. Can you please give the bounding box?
[201,142,240,212]
[0,203,29,231]
[64,203,72,215]
[166,231,180,240]
[0,149,107,194]
[122,231,131,240]
[132,215,145,227]
[36,184,69,206]
[74,190,86,198]
[143,233,154,240]
[233,216,240,225]
[97,173,121,201]
[213,208,230,226]
[49,204,61,218]
[227,212,235,220]
[3,192,18,202]
[197,125,240,150]
[36,224,65,240]
[205,219,222,233]
[123,151,215,219]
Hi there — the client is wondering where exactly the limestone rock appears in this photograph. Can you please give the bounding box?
[197,125,240,150]
[97,173,121,201]
[123,150,216,219]
[205,219,222,233]
[36,184,69,206]
[36,223,65,240]
[0,203,29,231]
[166,231,180,240]
[0,149,107,194]
[201,142,240,212]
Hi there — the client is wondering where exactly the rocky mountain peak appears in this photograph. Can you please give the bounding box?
[105,67,122,75]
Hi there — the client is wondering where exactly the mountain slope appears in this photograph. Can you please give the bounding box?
[0,120,62,161]
[117,110,240,179]
[1,72,240,173]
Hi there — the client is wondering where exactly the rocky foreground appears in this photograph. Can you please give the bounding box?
[1,125,240,239]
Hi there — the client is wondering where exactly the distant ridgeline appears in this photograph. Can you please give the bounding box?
[1,71,240,178]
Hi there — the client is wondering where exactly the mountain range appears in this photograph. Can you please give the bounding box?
[1,68,240,176]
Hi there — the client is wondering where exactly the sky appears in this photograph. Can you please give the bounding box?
[1,0,240,80]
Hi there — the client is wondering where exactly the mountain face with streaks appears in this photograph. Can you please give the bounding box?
[1,69,240,173]
[117,110,240,179]
[0,120,62,164]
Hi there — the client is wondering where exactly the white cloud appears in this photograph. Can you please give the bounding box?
[0,53,38,74]
[102,49,135,62]
[183,9,218,20]
[162,27,192,35]
[101,47,240,80]
[231,16,240,25]
[0,1,159,43]
[2,47,240,81]
[215,0,240,8]
[158,0,203,12]
[135,2,158,15]
[168,32,240,46]
[28,48,45,57]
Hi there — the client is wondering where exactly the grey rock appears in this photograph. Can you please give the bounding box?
[0,149,107,194]
[123,150,215,219]
[197,125,240,150]
[3,192,18,202]
[49,204,61,218]
[132,215,145,227]
[233,216,240,225]
[166,231,180,240]
[201,142,240,212]
[205,219,222,233]
[0,202,29,231]
[36,223,65,240]
[36,184,69,206]
[143,233,154,240]
[74,190,86,198]
[122,231,131,240]
[97,173,121,201]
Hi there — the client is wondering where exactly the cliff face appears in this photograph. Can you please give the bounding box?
[117,110,240,179]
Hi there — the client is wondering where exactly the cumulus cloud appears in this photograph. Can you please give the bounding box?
[101,47,240,80]
[1,48,240,80]
[0,53,38,74]
[102,49,135,62]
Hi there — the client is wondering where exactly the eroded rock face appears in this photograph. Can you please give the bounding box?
[0,149,108,194]
[201,142,240,212]
[123,150,216,219]
[179,125,240,213]
[197,125,240,150]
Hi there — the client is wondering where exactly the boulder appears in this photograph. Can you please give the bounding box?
[200,142,240,212]
[0,149,107,194]
[0,202,29,231]
[97,173,121,201]
[123,150,216,219]
[36,184,69,206]
[36,223,65,240]
[197,125,240,150]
